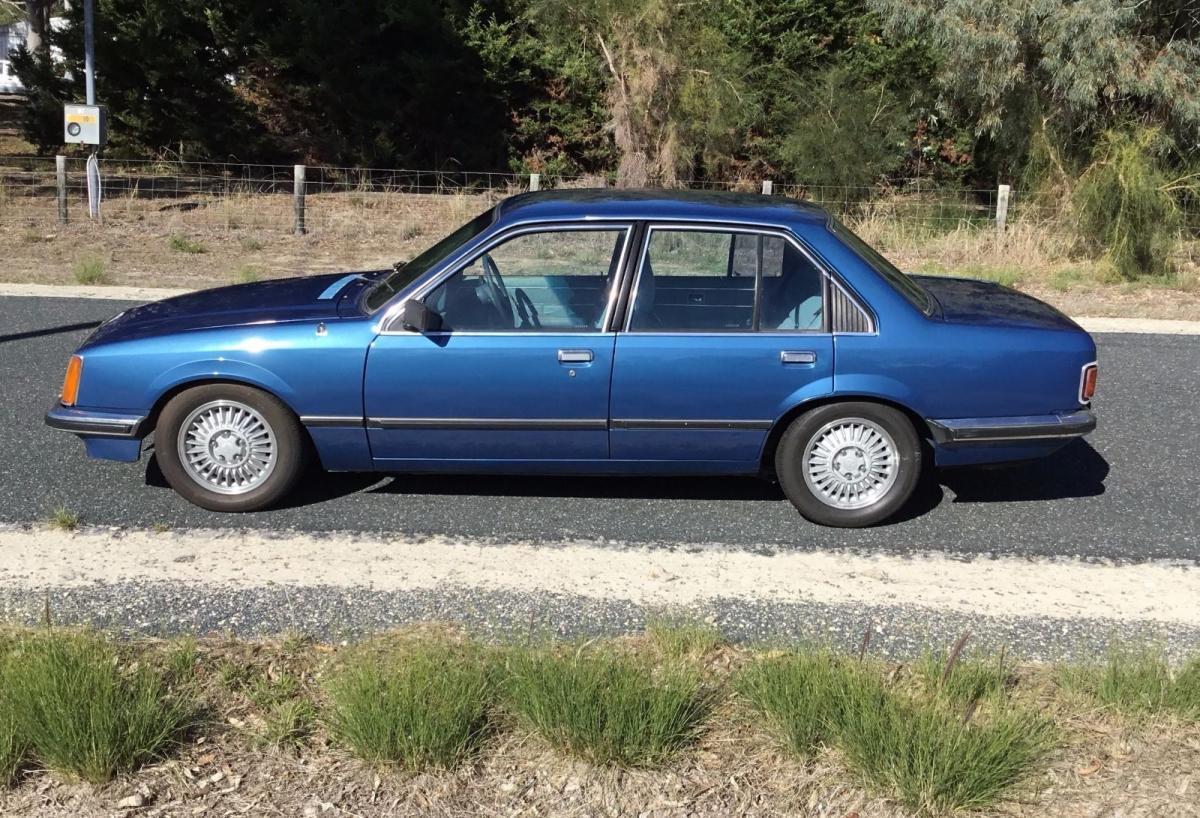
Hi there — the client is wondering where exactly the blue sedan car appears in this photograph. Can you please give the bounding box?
[46,190,1097,527]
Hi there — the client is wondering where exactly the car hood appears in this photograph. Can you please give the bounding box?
[81,271,385,348]
[912,275,1082,332]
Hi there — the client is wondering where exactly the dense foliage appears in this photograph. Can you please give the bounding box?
[8,0,1198,274]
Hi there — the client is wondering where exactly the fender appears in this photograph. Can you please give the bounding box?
[146,358,299,412]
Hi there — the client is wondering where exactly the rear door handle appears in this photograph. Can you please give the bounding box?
[558,349,593,364]
[780,350,817,365]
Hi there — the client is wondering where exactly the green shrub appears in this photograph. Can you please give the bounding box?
[736,649,854,756]
[505,647,712,767]
[0,631,195,783]
[837,673,1054,814]
[168,234,207,254]
[325,641,491,769]
[1073,126,1182,279]
[72,255,109,285]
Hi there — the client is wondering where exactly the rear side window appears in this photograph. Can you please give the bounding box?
[628,228,824,332]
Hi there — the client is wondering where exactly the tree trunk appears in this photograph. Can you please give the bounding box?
[25,0,50,57]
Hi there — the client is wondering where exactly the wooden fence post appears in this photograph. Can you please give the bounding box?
[529,173,540,192]
[761,179,773,195]
[995,184,1011,236]
[56,155,68,225]
[293,164,306,236]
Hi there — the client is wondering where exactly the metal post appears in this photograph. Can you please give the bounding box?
[996,184,1011,236]
[83,0,100,220]
[529,173,540,192]
[293,164,306,235]
[761,179,773,195]
[56,155,68,224]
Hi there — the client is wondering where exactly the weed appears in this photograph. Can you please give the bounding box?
[72,255,109,285]
[168,234,207,254]
[325,641,492,769]
[0,631,196,783]
[165,637,199,683]
[260,699,316,750]
[48,506,79,531]
[914,647,1010,705]
[1061,648,1200,720]
[0,712,22,787]
[505,646,712,767]
[239,236,265,252]
[232,263,262,283]
[1048,266,1087,292]
[398,221,423,241]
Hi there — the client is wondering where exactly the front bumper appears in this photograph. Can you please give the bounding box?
[928,409,1096,444]
[45,404,147,438]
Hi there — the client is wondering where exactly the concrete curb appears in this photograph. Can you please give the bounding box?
[1,282,1198,334]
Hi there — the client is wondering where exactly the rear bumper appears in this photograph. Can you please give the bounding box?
[45,404,147,438]
[928,409,1096,444]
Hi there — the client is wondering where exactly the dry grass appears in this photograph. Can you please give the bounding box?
[0,180,1197,319]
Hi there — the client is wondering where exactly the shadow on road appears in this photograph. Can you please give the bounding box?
[0,320,102,344]
[145,437,1109,519]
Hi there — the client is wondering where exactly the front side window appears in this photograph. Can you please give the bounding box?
[424,228,627,332]
[628,228,825,332]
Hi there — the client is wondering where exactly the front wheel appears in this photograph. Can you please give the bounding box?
[775,402,921,528]
[155,384,307,512]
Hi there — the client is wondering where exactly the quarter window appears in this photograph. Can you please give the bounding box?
[628,229,825,332]
[424,228,627,332]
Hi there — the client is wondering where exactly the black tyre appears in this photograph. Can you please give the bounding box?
[774,401,921,528]
[155,383,307,512]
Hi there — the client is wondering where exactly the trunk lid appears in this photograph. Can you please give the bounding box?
[913,275,1082,332]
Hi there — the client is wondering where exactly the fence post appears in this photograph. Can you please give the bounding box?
[529,173,540,192]
[56,155,68,225]
[293,164,306,236]
[995,184,1010,236]
[761,179,773,195]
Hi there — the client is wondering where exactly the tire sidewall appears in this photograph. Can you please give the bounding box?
[155,384,306,512]
[775,402,921,528]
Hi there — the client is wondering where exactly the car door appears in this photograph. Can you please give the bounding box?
[363,224,632,466]
[609,224,835,466]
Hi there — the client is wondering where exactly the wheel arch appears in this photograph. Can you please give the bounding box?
[142,376,302,437]
[759,394,933,476]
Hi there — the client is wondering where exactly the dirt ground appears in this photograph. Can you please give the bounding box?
[0,636,1195,818]
[1,188,1199,320]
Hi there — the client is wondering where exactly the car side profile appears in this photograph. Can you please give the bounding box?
[46,189,1097,527]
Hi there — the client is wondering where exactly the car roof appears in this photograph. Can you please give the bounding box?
[494,188,830,227]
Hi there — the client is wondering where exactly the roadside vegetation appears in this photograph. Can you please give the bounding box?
[0,623,1197,815]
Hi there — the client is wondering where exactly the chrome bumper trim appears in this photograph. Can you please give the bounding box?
[928,409,1096,444]
[45,404,147,438]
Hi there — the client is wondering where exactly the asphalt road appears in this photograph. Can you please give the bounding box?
[3,295,1197,562]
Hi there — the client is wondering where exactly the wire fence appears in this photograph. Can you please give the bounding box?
[1,154,1197,237]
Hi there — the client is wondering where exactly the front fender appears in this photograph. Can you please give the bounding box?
[146,358,299,410]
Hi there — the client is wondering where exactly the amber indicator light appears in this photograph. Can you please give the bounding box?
[60,355,83,406]
[1081,364,1097,402]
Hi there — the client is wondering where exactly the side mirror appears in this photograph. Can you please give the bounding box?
[399,298,442,333]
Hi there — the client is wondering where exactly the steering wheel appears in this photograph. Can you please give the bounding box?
[480,254,515,328]
[513,288,541,329]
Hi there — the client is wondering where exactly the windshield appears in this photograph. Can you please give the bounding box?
[829,217,934,315]
[363,208,495,312]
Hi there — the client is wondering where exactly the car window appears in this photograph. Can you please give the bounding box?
[628,229,824,332]
[425,228,627,332]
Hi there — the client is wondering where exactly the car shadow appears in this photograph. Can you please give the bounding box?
[938,438,1109,503]
[145,438,1109,518]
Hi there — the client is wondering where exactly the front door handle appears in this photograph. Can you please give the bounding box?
[780,350,817,365]
[558,349,593,364]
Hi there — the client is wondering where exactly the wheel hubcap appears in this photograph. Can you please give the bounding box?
[803,418,898,510]
[177,400,276,495]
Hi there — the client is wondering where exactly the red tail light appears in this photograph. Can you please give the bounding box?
[1080,363,1097,404]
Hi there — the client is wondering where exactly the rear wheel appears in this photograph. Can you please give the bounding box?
[775,402,920,527]
[155,384,307,512]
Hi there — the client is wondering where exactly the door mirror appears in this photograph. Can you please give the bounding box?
[399,299,442,332]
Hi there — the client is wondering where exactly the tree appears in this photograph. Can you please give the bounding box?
[529,0,754,186]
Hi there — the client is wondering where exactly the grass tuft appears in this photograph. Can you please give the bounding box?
[72,255,108,285]
[48,506,79,531]
[645,616,724,659]
[239,236,265,252]
[168,233,207,254]
[0,631,196,783]
[505,646,712,767]
[231,263,262,283]
[736,649,853,756]
[325,641,491,769]
[1061,649,1200,720]
[261,699,316,750]
[914,647,1010,705]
